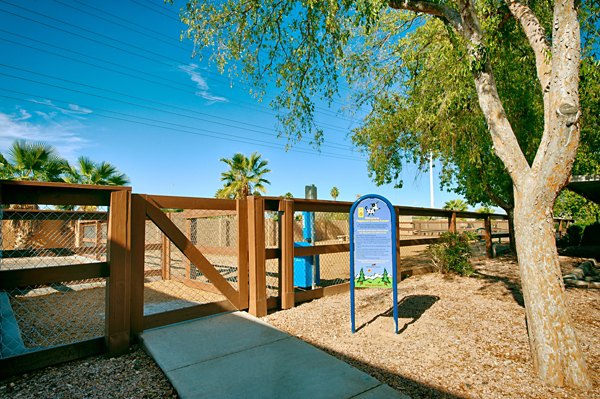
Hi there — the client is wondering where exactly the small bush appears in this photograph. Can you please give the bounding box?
[566,224,584,246]
[427,232,475,276]
[581,222,600,246]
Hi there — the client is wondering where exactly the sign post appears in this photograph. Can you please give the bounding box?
[350,194,398,333]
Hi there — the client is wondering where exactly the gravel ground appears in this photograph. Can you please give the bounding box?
[264,255,599,399]
[0,346,177,399]
[2,255,597,399]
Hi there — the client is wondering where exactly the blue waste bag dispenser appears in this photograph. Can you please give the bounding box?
[293,242,320,288]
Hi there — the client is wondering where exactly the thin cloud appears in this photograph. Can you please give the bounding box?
[68,103,93,114]
[0,111,87,159]
[179,64,228,104]
[14,107,32,121]
[30,99,93,118]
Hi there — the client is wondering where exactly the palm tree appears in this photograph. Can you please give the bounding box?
[65,156,129,186]
[330,186,339,201]
[282,192,294,199]
[6,140,67,181]
[443,199,468,212]
[0,153,13,180]
[216,152,271,199]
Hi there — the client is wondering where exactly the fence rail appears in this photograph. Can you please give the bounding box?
[1,181,513,377]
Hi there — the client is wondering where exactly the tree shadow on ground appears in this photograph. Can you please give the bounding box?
[356,295,439,334]
[311,341,467,399]
[474,271,524,307]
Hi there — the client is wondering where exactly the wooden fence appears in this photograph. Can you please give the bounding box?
[0,181,510,376]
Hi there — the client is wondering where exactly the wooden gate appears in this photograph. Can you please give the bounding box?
[130,194,249,334]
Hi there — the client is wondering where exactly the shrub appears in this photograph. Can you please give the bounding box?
[566,224,584,246]
[427,232,475,276]
[581,222,600,246]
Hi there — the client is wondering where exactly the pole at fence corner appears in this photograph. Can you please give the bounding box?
[247,196,267,317]
[106,188,132,356]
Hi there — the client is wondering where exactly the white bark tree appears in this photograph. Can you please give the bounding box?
[390,0,590,388]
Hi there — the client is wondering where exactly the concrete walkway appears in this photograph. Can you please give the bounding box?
[141,311,409,399]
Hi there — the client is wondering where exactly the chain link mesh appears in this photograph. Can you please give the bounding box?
[1,204,108,359]
[142,208,239,316]
[265,211,280,297]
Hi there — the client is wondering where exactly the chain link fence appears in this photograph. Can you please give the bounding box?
[264,211,280,298]
[1,204,108,359]
[142,208,240,316]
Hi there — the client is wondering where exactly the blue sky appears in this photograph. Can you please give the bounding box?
[0,0,475,209]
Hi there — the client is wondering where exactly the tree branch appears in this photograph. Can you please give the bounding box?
[505,1,551,92]
[388,0,463,33]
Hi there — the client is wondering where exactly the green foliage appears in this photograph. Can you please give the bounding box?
[330,186,339,201]
[554,190,599,226]
[427,232,474,276]
[282,192,294,199]
[476,206,494,214]
[443,199,468,212]
[174,0,598,220]
[64,156,129,186]
[216,152,271,199]
[1,140,128,186]
[4,140,68,182]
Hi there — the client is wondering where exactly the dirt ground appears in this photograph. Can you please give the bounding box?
[264,255,600,399]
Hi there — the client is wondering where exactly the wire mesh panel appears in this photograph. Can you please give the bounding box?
[398,216,440,271]
[142,208,239,316]
[291,211,351,289]
[1,205,108,270]
[264,211,280,297]
[4,280,106,355]
[1,204,108,359]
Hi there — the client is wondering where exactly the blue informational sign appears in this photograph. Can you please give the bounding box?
[350,194,398,334]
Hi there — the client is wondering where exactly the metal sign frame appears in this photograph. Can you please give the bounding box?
[349,194,398,334]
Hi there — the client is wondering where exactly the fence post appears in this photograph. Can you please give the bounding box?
[281,199,295,309]
[448,212,457,233]
[484,215,493,258]
[106,189,131,355]
[395,211,401,279]
[237,199,249,309]
[247,196,267,317]
[129,194,146,339]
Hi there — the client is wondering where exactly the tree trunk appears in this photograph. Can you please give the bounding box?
[513,190,591,389]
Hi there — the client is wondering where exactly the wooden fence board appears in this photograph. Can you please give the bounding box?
[0,338,105,379]
[105,190,131,356]
[0,262,109,289]
[143,300,237,330]
[146,195,236,211]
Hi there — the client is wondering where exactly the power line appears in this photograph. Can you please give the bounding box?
[0,88,364,162]
[129,0,180,20]
[53,0,360,122]
[0,64,355,151]
[1,0,356,121]
[0,31,353,135]
[52,0,186,52]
